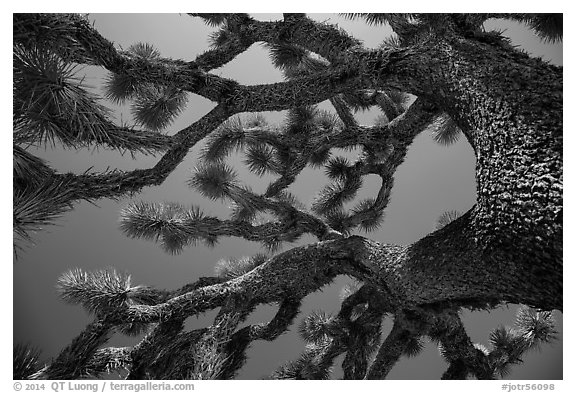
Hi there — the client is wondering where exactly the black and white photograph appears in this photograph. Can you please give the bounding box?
[12,9,564,386]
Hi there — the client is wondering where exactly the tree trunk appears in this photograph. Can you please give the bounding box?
[375,35,562,310]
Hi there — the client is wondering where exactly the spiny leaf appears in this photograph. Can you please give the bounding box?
[208,24,234,48]
[56,268,134,314]
[104,72,142,104]
[119,202,209,254]
[325,156,352,180]
[189,162,238,200]
[387,90,410,108]
[285,106,318,134]
[266,42,308,70]
[341,13,396,26]
[202,233,220,248]
[160,224,192,254]
[14,343,41,379]
[515,306,557,349]
[314,109,341,132]
[341,90,375,112]
[261,235,283,253]
[274,191,307,212]
[200,117,246,162]
[103,43,160,104]
[13,145,53,186]
[229,201,258,222]
[244,144,280,176]
[514,14,563,44]
[474,343,490,356]
[488,325,526,376]
[311,176,362,215]
[351,198,385,232]
[228,184,265,215]
[436,210,462,230]
[245,113,268,128]
[119,201,189,241]
[13,45,114,148]
[324,209,352,235]
[117,322,152,337]
[127,42,161,59]
[308,148,331,168]
[131,85,188,131]
[13,177,75,249]
[282,57,330,80]
[380,35,403,49]
[403,336,425,357]
[191,13,232,27]
[215,254,267,280]
[489,325,522,352]
[298,311,334,343]
[430,113,462,146]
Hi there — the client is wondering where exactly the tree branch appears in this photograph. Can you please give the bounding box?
[365,316,414,379]
[30,319,114,380]
[430,311,493,380]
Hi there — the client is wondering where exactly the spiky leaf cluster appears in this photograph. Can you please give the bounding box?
[201,115,270,164]
[189,163,238,200]
[104,43,160,103]
[265,41,330,77]
[244,144,281,176]
[215,254,268,280]
[119,202,208,254]
[206,16,248,48]
[192,13,232,27]
[403,336,425,357]
[325,156,353,180]
[13,177,75,247]
[286,106,318,135]
[513,14,563,44]
[13,45,114,147]
[13,145,53,188]
[187,336,230,380]
[351,198,386,232]
[487,326,526,377]
[14,14,100,66]
[312,175,362,216]
[324,210,352,235]
[308,148,332,168]
[56,268,134,314]
[104,43,188,131]
[430,113,462,146]
[267,43,308,71]
[13,343,41,379]
[436,210,462,230]
[341,13,397,26]
[57,268,160,336]
[274,191,307,212]
[515,306,557,349]
[342,90,376,112]
[271,337,334,380]
[298,311,335,344]
[131,85,188,132]
[483,306,558,377]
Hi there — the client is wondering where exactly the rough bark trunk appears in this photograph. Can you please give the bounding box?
[376,35,562,310]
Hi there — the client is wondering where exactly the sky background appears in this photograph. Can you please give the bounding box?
[13,13,563,380]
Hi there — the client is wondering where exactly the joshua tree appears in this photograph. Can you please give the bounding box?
[13,13,562,380]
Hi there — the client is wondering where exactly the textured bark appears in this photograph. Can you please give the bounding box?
[379,35,562,310]
[15,13,562,380]
[365,319,412,379]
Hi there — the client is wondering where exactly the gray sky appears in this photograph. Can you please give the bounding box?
[13,13,563,380]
